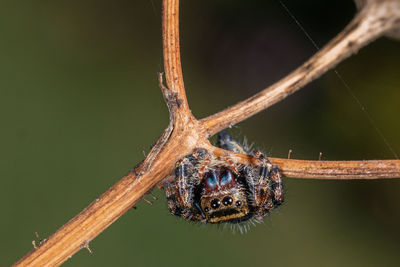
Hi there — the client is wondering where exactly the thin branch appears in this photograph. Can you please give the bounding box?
[200,0,400,137]
[272,158,400,179]
[209,146,400,179]
[13,0,400,266]
[162,0,190,115]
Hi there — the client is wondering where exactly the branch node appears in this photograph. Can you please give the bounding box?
[288,149,293,159]
[32,241,37,250]
[82,240,93,254]
[132,159,145,177]
[158,72,183,113]
[31,231,46,250]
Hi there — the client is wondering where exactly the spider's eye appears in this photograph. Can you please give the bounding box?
[222,196,233,206]
[211,199,221,209]
[220,170,233,186]
[205,172,218,188]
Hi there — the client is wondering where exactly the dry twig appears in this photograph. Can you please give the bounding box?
[14,0,400,266]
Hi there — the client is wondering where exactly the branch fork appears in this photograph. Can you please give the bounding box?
[14,0,400,266]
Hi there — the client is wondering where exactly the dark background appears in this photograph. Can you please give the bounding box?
[1,0,400,266]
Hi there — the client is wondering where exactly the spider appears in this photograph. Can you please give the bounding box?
[164,131,283,224]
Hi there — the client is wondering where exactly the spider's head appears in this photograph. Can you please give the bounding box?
[200,168,249,223]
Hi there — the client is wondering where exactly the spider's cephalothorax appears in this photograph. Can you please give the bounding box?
[164,131,283,224]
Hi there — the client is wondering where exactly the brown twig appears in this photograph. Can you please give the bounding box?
[201,0,400,136]
[271,158,400,179]
[13,0,400,266]
[209,147,400,179]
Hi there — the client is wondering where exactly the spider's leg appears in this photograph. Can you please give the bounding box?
[164,155,205,222]
[250,150,284,220]
[197,152,211,179]
[268,165,284,207]
[217,153,240,174]
[217,131,249,154]
[164,180,187,218]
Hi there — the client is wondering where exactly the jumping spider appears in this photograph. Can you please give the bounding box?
[164,131,283,225]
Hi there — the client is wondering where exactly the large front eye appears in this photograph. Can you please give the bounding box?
[220,170,233,186]
[211,199,221,209]
[205,172,218,188]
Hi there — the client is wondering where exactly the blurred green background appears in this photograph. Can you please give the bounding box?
[1,0,400,266]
